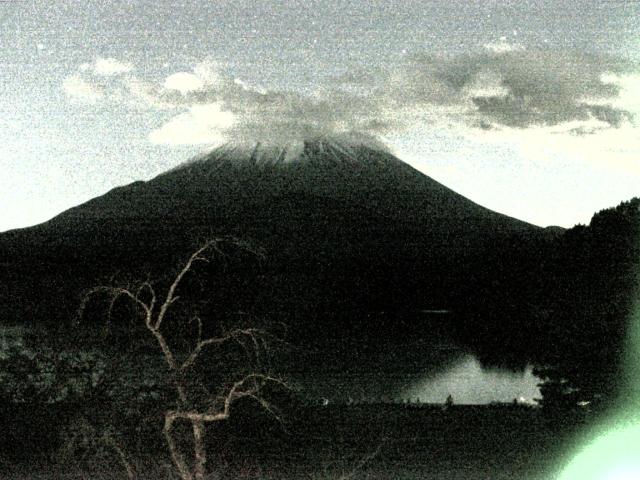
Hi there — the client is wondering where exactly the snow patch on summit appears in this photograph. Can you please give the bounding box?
[175,134,392,171]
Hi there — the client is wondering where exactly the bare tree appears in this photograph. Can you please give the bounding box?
[80,238,286,480]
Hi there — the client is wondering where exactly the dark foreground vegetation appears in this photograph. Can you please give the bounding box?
[1,399,592,480]
[0,179,638,478]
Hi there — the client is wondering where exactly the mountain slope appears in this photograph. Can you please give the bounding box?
[0,139,544,354]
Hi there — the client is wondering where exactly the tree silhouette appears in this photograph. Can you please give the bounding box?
[538,198,640,408]
[80,238,287,480]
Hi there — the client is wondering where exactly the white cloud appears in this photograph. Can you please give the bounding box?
[599,72,640,114]
[62,57,134,104]
[483,37,524,54]
[148,102,235,145]
[161,61,222,94]
[62,74,103,103]
[233,78,267,94]
[192,61,222,85]
[93,57,133,76]
[63,51,640,166]
[163,72,205,93]
[133,61,393,146]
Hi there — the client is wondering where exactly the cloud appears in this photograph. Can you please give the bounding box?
[161,62,222,94]
[146,86,389,146]
[124,61,393,145]
[64,57,133,104]
[483,37,524,54]
[63,48,639,151]
[389,48,634,130]
[148,102,235,145]
[63,74,103,103]
[92,57,134,76]
[163,72,205,94]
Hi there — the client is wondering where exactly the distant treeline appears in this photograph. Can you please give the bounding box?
[454,197,640,408]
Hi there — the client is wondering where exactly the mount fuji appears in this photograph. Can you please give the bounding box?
[0,138,552,364]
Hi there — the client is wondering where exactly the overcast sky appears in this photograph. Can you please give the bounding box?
[1,0,639,231]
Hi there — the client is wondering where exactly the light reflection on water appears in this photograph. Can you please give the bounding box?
[399,354,540,405]
[291,353,541,405]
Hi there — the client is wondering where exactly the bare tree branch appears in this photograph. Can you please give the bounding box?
[81,238,286,480]
[163,415,193,480]
[336,442,385,480]
[167,374,289,424]
[155,239,222,331]
[79,286,150,322]
[192,420,207,480]
[103,431,136,480]
[180,328,262,373]
[190,315,203,344]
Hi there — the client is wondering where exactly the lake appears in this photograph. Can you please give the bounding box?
[289,352,541,405]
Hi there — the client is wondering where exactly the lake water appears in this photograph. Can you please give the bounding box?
[290,352,541,405]
[288,312,542,405]
[398,354,540,404]
[1,325,541,405]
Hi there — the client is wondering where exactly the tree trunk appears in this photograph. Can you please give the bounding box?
[164,414,193,480]
[192,419,207,480]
